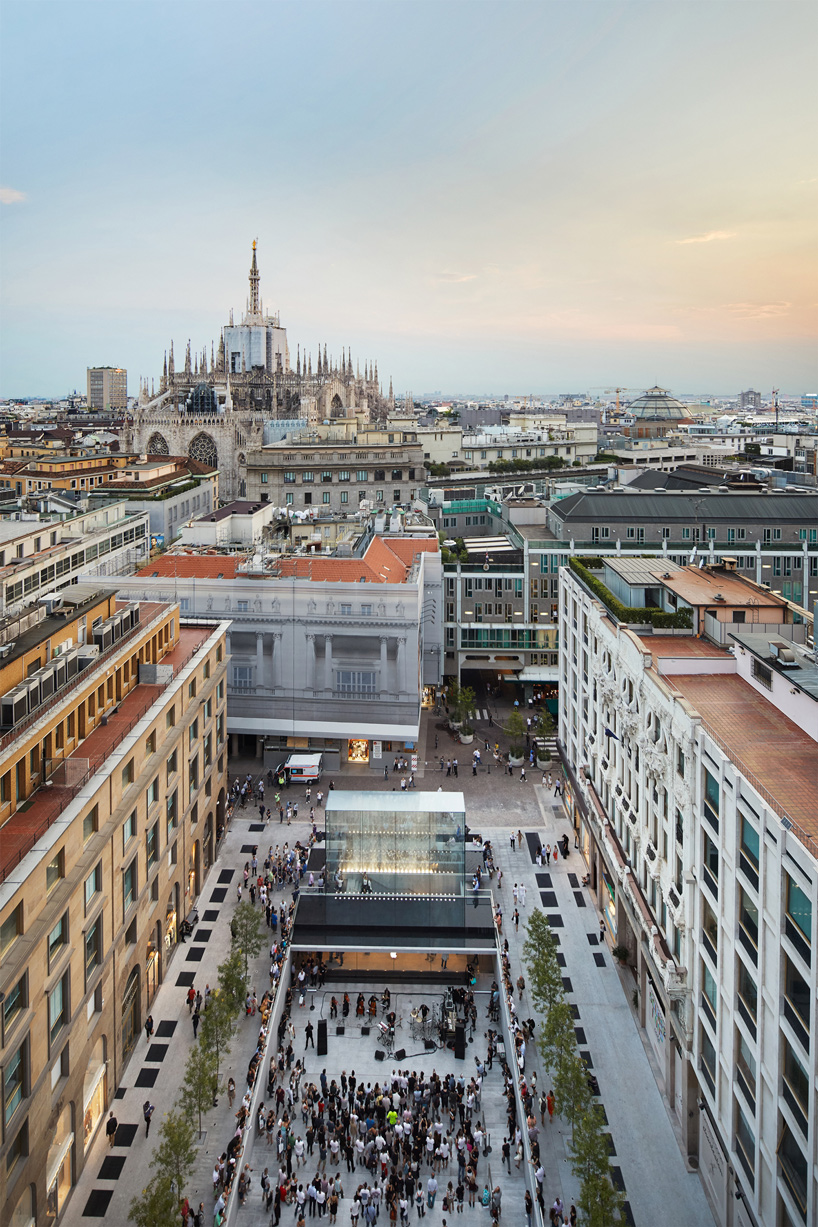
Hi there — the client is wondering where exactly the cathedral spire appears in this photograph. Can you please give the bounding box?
[297,344,301,376]
[185,340,191,376]
[249,239,260,317]
[308,352,312,376]
[168,341,175,379]
[323,343,328,375]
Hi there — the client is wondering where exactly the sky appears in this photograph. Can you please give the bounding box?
[1,0,816,399]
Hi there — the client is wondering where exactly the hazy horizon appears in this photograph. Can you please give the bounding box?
[1,1,816,399]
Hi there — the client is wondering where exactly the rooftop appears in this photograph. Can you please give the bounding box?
[136,556,241,580]
[670,672,818,849]
[659,566,788,610]
[639,635,730,660]
[194,500,268,522]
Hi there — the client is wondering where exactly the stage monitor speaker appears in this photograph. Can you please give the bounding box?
[424,1039,437,1051]
[454,1024,466,1060]
[336,1025,345,1036]
[361,1026,371,1036]
[374,1049,385,1061]
[395,1048,406,1062]
[317,1019,328,1056]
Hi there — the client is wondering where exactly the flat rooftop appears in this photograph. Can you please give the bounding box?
[639,635,730,661]
[670,673,818,846]
[660,567,787,610]
[0,623,210,881]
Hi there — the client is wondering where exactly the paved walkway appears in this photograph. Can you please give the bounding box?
[62,730,713,1227]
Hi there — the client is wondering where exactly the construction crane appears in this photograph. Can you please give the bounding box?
[772,387,780,431]
[588,387,640,420]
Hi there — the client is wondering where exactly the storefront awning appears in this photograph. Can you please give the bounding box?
[514,666,560,682]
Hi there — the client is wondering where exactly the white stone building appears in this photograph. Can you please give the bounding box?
[559,559,817,1227]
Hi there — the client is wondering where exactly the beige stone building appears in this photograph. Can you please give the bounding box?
[0,587,228,1223]
[86,368,127,412]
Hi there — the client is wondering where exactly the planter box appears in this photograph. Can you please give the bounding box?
[509,754,524,767]
[459,733,474,745]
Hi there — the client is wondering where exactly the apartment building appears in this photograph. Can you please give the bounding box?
[558,559,817,1227]
[88,454,219,545]
[95,523,444,769]
[0,451,130,498]
[244,430,426,512]
[0,590,228,1224]
[0,501,150,620]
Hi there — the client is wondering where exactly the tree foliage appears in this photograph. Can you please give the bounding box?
[128,1174,178,1227]
[218,946,249,1011]
[200,989,237,1080]
[149,1107,197,1198]
[182,1037,219,1136]
[570,1103,626,1227]
[231,900,264,977]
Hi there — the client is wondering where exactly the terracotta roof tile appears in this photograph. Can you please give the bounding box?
[135,556,240,580]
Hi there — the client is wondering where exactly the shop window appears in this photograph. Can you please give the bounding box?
[47,1103,74,1218]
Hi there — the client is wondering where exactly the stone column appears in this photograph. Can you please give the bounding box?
[255,631,265,690]
[271,632,282,691]
[379,636,389,697]
[396,636,406,697]
[324,634,334,695]
[305,634,315,694]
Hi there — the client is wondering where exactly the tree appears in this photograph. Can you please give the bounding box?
[182,1037,219,1136]
[200,989,237,1080]
[506,708,528,758]
[218,946,248,1011]
[570,1103,625,1227]
[150,1107,197,1200]
[231,900,264,978]
[128,1174,178,1227]
[523,911,564,1017]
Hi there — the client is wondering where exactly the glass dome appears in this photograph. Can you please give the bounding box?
[625,386,691,420]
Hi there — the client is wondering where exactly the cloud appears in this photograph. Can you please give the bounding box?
[675,230,736,245]
[0,187,26,205]
[724,301,791,320]
[434,271,477,283]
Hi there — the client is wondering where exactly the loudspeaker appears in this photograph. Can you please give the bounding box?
[361,1026,370,1036]
[454,1024,466,1061]
[395,1048,406,1062]
[336,1025,345,1035]
[374,1049,385,1061]
[424,1039,436,1051]
[317,1019,328,1056]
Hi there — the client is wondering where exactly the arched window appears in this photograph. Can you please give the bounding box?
[147,432,170,455]
[10,1185,35,1227]
[188,432,218,468]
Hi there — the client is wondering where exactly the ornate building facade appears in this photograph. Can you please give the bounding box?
[125,243,395,501]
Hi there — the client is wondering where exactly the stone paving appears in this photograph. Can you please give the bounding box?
[62,704,713,1227]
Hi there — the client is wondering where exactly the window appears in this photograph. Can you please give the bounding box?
[236,600,249,613]
[49,973,69,1046]
[338,470,350,482]
[188,679,196,699]
[340,491,348,504]
[303,492,312,505]
[6,1118,27,1175]
[302,471,314,483]
[48,914,68,966]
[340,603,352,616]
[285,492,294,506]
[361,604,372,617]
[750,656,772,690]
[738,814,759,888]
[700,1025,716,1095]
[736,959,757,1035]
[284,471,296,483]
[83,804,98,843]
[702,896,718,963]
[3,1038,27,1127]
[703,831,719,897]
[166,789,178,836]
[147,776,159,807]
[393,489,401,502]
[84,863,102,911]
[146,822,159,870]
[702,767,718,831]
[356,470,368,482]
[735,1029,756,1107]
[734,1099,755,1184]
[189,719,198,748]
[145,730,156,755]
[321,471,332,483]
[701,961,717,1026]
[166,705,176,728]
[738,886,759,962]
[323,492,331,504]
[85,916,103,982]
[123,859,137,912]
[121,758,134,788]
[47,849,65,892]
[785,874,811,953]
[3,975,26,1038]
[1,904,22,957]
[779,1122,808,1215]
[189,754,199,793]
[123,809,136,849]
[335,670,377,695]
[375,490,384,502]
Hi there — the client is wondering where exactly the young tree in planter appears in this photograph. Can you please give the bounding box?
[128,1174,178,1227]
[455,685,476,735]
[200,989,237,1081]
[150,1108,197,1204]
[570,1102,626,1227]
[231,900,264,979]
[506,708,528,760]
[182,1037,219,1137]
[523,911,564,1017]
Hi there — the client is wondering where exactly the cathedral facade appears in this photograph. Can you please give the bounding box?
[125,243,394,501]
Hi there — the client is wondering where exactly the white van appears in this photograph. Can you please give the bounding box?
[284,753,323,783]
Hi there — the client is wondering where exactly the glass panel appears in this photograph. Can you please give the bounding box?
[740,816,759,867]
[786,877,812,943]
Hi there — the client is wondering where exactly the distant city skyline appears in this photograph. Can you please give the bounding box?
[1,1,816,398]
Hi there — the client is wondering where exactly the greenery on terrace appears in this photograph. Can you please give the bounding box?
[569,556,693,629]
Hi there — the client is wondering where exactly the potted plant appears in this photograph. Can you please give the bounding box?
[506,708,527,766]
[534,708,554,768]
[611,944,631,966]
[454,684,476,743]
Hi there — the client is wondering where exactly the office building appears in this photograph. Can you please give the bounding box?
[558,558,817,1227]
[0,588,229,1223]
[86,368,127,412]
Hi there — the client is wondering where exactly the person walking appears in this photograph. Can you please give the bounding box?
[192,1006,200,1038]
[143,1100,155,1137]
[187,985,196,1013]
[509,832,515,851]
[519,882,526,906]
[305,1020,314,1049]
[426,1174,438,1209]
[144,1014,154,1042]
[512,908,520,931]
[105,1110,118,1148]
